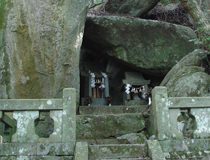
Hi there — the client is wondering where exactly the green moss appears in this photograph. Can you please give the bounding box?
[0,0,6,31]
[39,144,45,151]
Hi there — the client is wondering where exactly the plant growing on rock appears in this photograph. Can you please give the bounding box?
[180,0,210,63]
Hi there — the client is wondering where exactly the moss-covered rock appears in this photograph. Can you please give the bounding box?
[105,0,160,17]
[161,49,210,97]
[116,133,147,144]
[76,113,145,139]
[83,16,198,76]
[0,0,89,105]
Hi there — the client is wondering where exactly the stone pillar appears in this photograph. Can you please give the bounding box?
[62,88,76,143]
[152,86,171,140]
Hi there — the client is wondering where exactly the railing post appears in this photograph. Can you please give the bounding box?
[152,86,171,140]
[62,88,76,143]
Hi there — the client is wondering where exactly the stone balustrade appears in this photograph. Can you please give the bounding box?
[152,86,210,140]
[0,88,81,159]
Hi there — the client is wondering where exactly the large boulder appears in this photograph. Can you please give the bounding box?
[105,0,160,17]
[0,0,89,103]
[83,16,198,76]
[160,49,210,97]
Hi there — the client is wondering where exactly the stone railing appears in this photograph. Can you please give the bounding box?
[152,86,210,140]
[0,88,86,159]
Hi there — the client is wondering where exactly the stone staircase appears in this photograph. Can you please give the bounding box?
[77,105,151,160]
[159,139,210,160]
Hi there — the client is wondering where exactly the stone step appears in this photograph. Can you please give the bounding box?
[167,150,210,159]
[99,158,150,160]
[89,144,148,159]
[76,113,146,139]
[79,105,148,115]
[160,139,210,153]
[77,139,128,145]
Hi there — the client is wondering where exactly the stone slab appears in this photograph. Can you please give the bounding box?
[77,113,145,139]
[191,108,210,139]
[12,111,39,143]
[168,97,210,108]
[0,156,73,160]
[31,156,73,160]
[74,142,88,160]
[37,142,75,156]
[77,139,128,145]
[147,140,166,160]
[169,109,183,139]
[79,105,147,115]
[0,143,37,156]
[0,143,75,156]
[168,151,210,159]
[0,99,63,110]
[160,139,210,153]
[89,144,147,159]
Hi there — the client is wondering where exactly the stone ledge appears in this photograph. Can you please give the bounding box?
[0,143,75,156]
[89,144,147,159]
[0,99,63,110]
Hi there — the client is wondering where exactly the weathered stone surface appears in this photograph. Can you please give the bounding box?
[89,144,147,159]
[37,143,74,156]
[12,111,39,143]
[152,87,171,140]
[147,140,166,160]
[0,156,73,160]
[160,139,210,152]
[161,49,210,97]
[116,133,147,144]
[0,1,89,105]
[83,16,198,76]
[62,88,76,143]
[37,110,63,143]
[0,143,37,156]
[0,99,63,110]
[105,0,160,17]
[0,143,74,156]
[79,105,147,115]
[76,113,145,139]
[74,142,88,160]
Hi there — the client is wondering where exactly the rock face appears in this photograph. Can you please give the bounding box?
[83,16,198,76]
[160,49,210,97]
[0,0,89,102]
[105,0,160,17]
